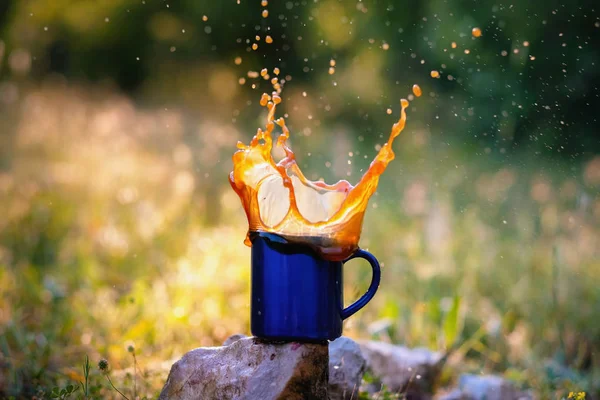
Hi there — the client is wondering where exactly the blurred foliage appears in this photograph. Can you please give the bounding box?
[1,0,599,157]
[0,0,599,398]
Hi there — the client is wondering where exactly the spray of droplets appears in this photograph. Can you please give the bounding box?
[249,0,272,51]
[427,25,534,83]
[328,59,336,75]
[237,2,285,93]
[242,67,284,93]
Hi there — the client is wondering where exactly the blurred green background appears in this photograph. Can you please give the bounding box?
[0,0,599,398]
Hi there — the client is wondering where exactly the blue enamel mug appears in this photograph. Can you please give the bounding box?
[250,232,381,342]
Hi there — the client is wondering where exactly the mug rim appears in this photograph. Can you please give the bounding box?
[249,231,354,260]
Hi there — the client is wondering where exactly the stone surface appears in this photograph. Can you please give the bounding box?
[160,337,329,400]
[220,334,366,400]
[358,340,442,397]
[457,374,533,400]
[328,337,367,400]
[223,333,248,346]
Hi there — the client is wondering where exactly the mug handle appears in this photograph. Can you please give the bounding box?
[341,249,381,320]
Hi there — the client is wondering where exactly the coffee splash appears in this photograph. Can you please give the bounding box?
[229,92,409,261]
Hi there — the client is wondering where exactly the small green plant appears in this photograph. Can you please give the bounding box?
[49,384,79,399]
[80,355,91,398]
[98,359,130,400]
[359,372,404,400]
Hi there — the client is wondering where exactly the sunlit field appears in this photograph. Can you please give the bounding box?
[1,0,600,398]
[1,82,598,398]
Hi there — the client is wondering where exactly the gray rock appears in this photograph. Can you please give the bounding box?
[358,340,442,396]
[458,374,533,400]
[160,337,328,400]
[223,334,248,346]
[328,337,366,400]
[219,334,366,399]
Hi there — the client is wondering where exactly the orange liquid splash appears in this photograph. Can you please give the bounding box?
[229,93,409,261]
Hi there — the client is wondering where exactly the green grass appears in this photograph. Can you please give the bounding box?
[0,84,598,398]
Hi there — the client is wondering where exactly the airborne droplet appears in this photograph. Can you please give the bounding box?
[412,84,422,97]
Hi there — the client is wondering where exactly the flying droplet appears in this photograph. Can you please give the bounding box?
[252,43,258,51]
[430,70,440,78]
[260,93,270,106]
[260,68,268,77]
[262,10,269,18]
[412,84,422,97]
[265,35,273,44]
[328,67,335,75]
[234,57,242,65]
[451,42,457,49]
[202,15,208,22]
[472,27,482,37]
[386,108,392,115]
